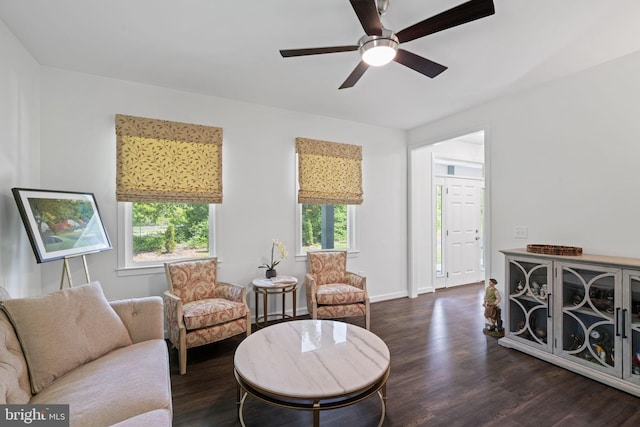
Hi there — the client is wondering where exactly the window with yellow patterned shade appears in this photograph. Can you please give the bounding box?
[295,137,361,256]
[116,114,222,204]
[115,115,222,272]
[295,137,363,205]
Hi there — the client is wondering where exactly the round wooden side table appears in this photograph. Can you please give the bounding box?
[251,276,298,328]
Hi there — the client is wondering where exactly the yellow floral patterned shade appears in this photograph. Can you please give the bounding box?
[296,137,363,205]
[116,114,223,203]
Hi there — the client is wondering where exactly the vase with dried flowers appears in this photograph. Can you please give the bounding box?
[259,239,288,279]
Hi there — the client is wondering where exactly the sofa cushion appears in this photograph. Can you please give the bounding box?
[182,298,248,330]
[316,283,366,305]
[30,339,171,427]
[1,282,132,394]
[110,409,173,427]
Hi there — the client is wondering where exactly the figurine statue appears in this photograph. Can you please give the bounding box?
[483,278,504,337]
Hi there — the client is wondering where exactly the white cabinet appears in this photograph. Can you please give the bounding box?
[500,249,640,397]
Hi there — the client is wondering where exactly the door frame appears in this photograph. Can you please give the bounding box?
[407,128,491,298]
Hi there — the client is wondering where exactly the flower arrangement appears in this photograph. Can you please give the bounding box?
[259,239,288,272]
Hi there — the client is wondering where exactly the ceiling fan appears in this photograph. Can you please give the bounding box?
[279,0,495,89]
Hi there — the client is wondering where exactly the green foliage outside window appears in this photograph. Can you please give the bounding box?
[301,204,347,251]
[132,202,208,260]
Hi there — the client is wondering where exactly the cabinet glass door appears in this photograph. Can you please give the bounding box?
[557,263,621,377]
[623,271,640,385]
[506,258,552,352]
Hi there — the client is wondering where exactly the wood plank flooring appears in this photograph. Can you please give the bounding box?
[169,283,640,426]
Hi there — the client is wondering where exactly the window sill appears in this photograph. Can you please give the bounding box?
[116,257,223,277]
[116,264,165,277]
[295,249,360,262]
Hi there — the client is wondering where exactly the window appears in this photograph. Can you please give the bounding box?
[115,114,222,274]
[302,204,346,251]
[435,184,444,277]
[480,187,485,271]
[131,202,211,263]
[297,204,356,256]
[295,137,362,257]
[118,202,216,274]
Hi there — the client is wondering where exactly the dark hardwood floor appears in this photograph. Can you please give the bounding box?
[169,283,640,426]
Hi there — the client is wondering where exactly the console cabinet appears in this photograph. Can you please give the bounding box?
[500,248,640,396]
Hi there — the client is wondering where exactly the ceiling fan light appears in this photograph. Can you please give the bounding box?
[362,45,396,66]
[359,31,399,66]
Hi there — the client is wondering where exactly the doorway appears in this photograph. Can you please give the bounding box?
[408,130,487,297]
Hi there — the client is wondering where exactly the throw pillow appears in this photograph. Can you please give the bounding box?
[0,281,132,394]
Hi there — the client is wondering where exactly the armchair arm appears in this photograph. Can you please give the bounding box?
[214,281,247,303]
[163,291,185,347]
[304,273,318,313]
[344,271,367,291]
[110,296,164,343]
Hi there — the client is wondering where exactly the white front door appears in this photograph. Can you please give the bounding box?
[445,177,483,287]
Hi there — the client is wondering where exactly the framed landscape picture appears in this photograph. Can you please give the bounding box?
[12,188,112,263]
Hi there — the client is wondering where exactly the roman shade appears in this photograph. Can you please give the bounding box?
[116,114,223,203]
[296,137,363,205]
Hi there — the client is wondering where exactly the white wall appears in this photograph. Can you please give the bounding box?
[38,67,408,311]
[0,18,41,297]
[409,49,640,301]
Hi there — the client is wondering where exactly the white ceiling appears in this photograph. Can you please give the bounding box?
[1,0,639,130]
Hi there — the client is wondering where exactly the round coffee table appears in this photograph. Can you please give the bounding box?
[234,319,390,426]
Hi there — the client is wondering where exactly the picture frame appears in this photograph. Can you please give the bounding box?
[12,188,112,263]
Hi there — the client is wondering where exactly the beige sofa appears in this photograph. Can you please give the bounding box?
[0,282,172,426]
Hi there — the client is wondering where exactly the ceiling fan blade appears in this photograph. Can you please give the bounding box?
[350,0,383,36]
[339,61,370,89]
[396,0,495,43]
[280,45,359,57]
[394,49,447,78]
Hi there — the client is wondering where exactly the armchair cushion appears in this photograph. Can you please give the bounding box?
[308,251,347,285]
[182,298,248,330]
[165,259,218,301]
[316,284,366,305]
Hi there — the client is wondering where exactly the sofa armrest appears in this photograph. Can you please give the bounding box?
[110,296,164,343]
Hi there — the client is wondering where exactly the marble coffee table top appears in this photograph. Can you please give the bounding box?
[234,320,390,399]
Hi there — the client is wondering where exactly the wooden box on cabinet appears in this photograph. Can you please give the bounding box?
[500,248,640,396]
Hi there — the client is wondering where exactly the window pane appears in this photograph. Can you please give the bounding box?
[131,202,209,263]
[480,188,485,270]
[301,204,347,252]
[435,185,443,277]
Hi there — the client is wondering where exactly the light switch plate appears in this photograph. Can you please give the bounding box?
[514,226,528,239]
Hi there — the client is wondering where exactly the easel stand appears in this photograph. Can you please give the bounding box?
[60,254,92,289]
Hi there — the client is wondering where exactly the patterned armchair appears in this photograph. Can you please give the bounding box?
[305,250,370,330]
[164,257,251,375]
